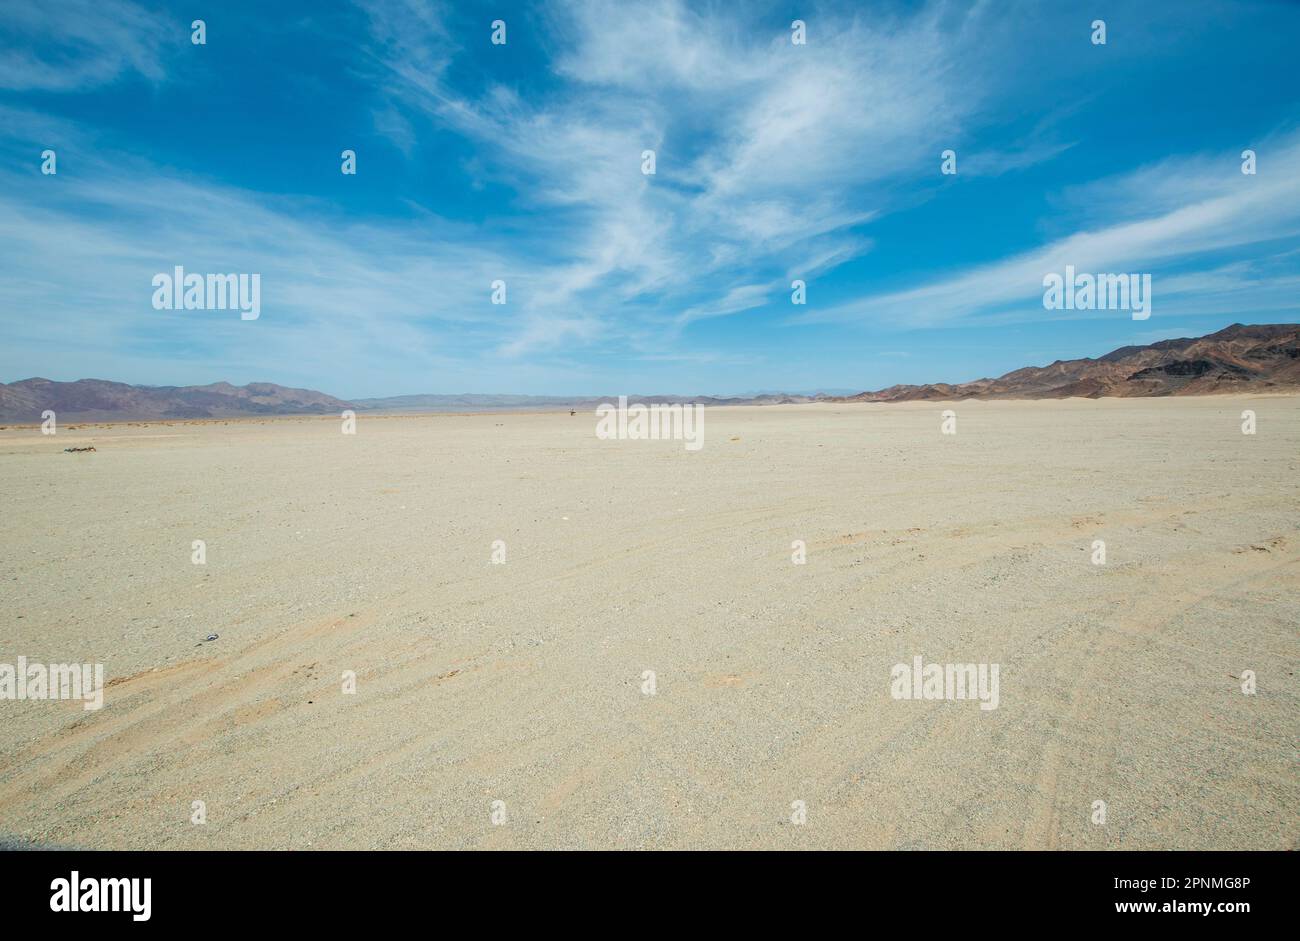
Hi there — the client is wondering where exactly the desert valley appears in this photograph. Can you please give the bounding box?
[1,392,1295,849]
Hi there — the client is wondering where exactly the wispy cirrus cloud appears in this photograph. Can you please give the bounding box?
[0,110,548,392]
[355,0,1008,355]
[0,0,169,91]
[795,130,1300,329]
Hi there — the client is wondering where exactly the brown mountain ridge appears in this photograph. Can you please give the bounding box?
[840,323,1300,402]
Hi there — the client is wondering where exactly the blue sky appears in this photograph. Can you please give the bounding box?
[1,0,1298,398]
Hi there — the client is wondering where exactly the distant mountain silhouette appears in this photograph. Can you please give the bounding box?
[350,392,825,412]
[0,379,354,422]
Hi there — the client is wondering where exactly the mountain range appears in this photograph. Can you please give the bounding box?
[0,379,352,423]
[840,323,1300,402]
[2,323,1296,422]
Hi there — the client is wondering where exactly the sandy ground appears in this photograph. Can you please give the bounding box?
[0,396,1296,850]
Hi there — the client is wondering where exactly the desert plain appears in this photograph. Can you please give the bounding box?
[0,395,1296,849]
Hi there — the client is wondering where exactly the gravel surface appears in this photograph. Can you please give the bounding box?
[1,397,1296,849]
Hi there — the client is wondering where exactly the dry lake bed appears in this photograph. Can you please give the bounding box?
[1,396,1296,849]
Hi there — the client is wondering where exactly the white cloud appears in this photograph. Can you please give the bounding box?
[796,130,1300,329]
[0,0,167,91]
[356,0,1003,355]
[0,134,551,392]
